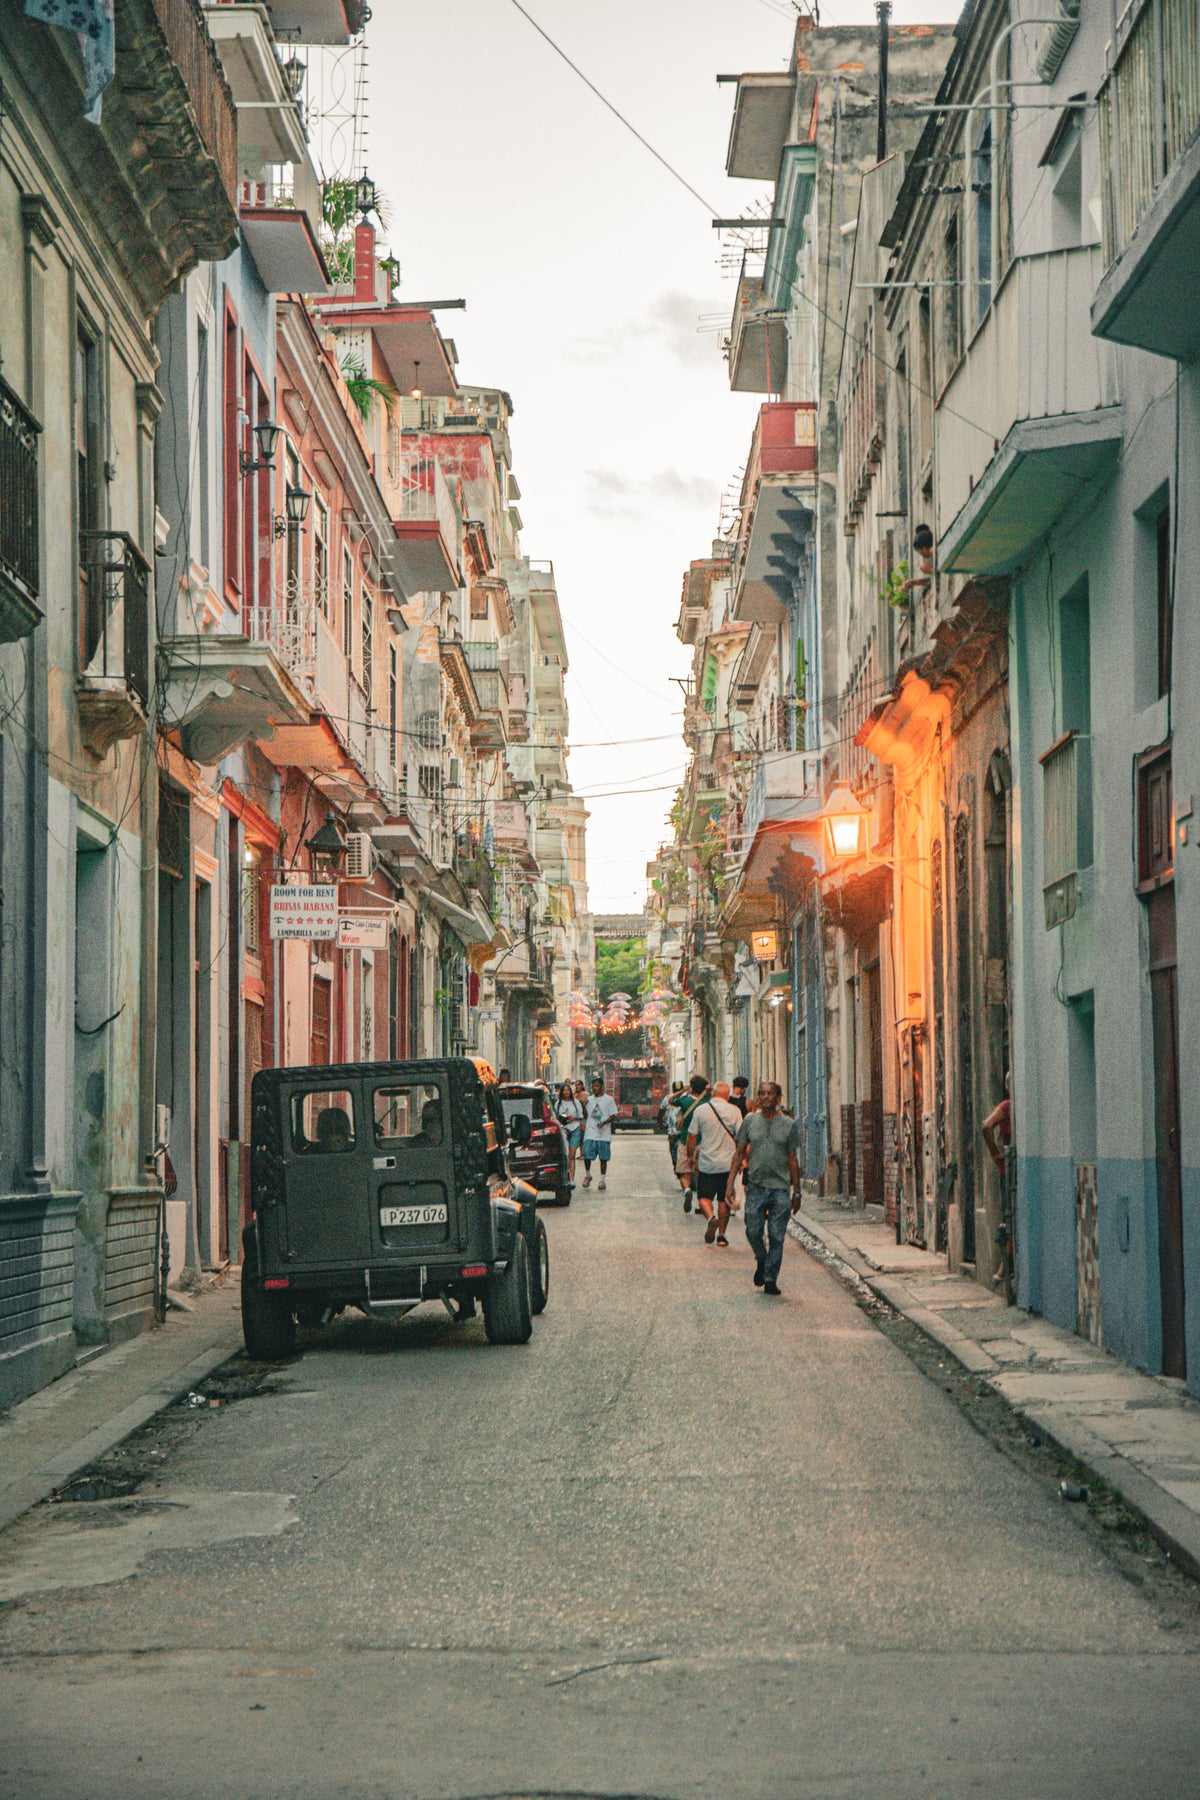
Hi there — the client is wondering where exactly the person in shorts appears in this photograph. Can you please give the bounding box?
[556,1079,585,1184]
[685,1081,743,1246]
[581,1077,618,1190]
[674,1073,710,1212]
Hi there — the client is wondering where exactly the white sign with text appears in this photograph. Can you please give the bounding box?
[268,884,338,940]
[337,911,389,949]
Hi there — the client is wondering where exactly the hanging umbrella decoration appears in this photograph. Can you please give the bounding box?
[599,991,635,1035]
[567,988,595,1032]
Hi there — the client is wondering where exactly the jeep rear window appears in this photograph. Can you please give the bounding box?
[500,1093,545,1126]
[292,1091,356,1154]
[374,1084,444,1147]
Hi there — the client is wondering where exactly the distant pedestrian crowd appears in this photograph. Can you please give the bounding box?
[660,1075,802,1296]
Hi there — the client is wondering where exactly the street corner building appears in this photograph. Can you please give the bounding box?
[0,0,593,1408]
[659,0,1200,1399]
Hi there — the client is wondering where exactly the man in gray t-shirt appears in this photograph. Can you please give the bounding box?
[726,1081,801,1295]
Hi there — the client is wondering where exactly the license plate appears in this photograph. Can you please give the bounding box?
[379,1203,448,1228]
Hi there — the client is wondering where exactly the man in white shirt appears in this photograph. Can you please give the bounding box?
[684,1081,743,1246]
[582,1077,618,1191]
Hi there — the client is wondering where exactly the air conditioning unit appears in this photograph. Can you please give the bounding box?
[343,831,373,881]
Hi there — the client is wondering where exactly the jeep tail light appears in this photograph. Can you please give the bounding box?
[461,1264,488,1278]
[264,1277,290,1290]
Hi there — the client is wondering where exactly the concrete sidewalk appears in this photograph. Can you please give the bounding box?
[0,1276,244,1532]
[792,1191,1200,1581]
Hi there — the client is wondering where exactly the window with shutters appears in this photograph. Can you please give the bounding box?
[361,579,373,707]
[1137,742,1173,894]
[342,544,355,662]
[313,496,329,615]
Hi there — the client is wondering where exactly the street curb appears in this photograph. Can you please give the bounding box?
[791,1208,1200,1586]
[0,1336,242,1535]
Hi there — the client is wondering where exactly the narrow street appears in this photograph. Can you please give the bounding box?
[2,1134,1198,1800]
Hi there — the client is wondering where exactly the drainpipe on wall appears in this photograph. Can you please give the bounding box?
[876,0,891,163]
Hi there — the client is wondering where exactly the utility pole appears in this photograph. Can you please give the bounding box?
[876,0,891,163]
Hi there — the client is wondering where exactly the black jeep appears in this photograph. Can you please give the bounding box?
[242,1056,549,1358]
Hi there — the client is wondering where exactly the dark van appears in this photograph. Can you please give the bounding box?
[242,1056,549,1358]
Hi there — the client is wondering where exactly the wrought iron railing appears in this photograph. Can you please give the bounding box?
[398,455,458,549]
[79,532,150,706]
[154,0,239,211]
[454,844,496,914]
[0,375,40,618]
[463,638,500,672]
[1098,0,1200,267]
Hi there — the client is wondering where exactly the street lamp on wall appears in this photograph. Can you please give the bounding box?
[273,481,311,539]
[354,173,379,218]
[822,783,868,862]
[240,417,283,476]
[306,816,346,876]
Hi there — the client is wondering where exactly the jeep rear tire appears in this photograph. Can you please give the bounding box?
[529,1217,550,1315]
[241,1261,297,1360]
[482,1235,533,1345]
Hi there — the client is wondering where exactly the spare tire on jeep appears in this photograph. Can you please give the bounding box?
[482,1234,533,1345]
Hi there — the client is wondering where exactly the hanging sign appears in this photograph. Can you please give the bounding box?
[751,928,779,961]
[269,883,338,940]
[337,911,389,949]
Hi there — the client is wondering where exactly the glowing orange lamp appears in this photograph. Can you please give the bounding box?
[823,784,867,861]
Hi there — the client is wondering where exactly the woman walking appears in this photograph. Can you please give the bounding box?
[556,1080,585,1186]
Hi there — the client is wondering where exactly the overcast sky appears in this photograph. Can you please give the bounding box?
[367,0,962,914]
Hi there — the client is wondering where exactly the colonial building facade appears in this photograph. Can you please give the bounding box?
[0,0,591,1407]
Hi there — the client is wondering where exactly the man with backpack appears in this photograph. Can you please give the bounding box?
[674,1073,709,1212]
[685,1080,743,1246]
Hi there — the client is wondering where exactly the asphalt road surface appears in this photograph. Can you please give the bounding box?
[2,1135,1199,1800]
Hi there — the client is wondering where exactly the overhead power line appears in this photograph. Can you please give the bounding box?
[502,0,998,448]
[504,0,720,215]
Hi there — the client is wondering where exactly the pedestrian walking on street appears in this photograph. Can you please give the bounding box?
[663,1080,685,1177]
[556,1079,585,1185]
[730,1076,750,1117]
[675,1074,710,1212]
[685,1080,742,1246]
[726,1081,802,1295]
[581,1077,618,1190]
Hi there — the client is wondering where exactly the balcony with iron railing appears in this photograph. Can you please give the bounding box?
[1093,0,1200,357]
[730,748,823,872]
[454,843,496,916]
[731,401,817,626]
[393,455,462,594]
[936,246,1123,575]
[727,251,788,395]
[78,532,151,756]
[0,376,41,642]
[244,582,377,783]
[137,0,239,252]
[464,641,510,749]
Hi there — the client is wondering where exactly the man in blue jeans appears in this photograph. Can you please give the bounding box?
[725,1081,802,1295]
